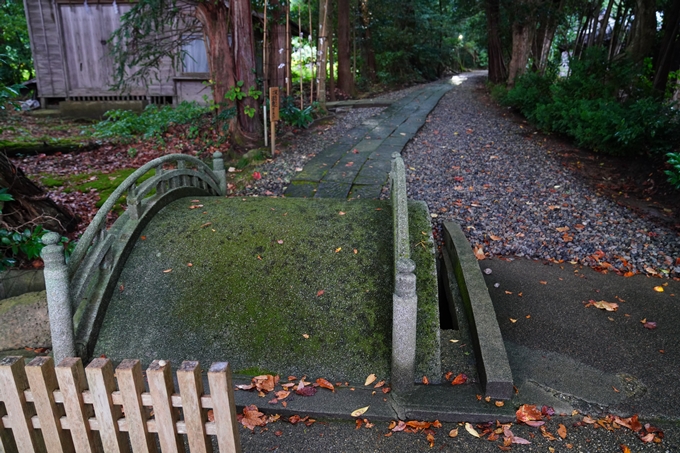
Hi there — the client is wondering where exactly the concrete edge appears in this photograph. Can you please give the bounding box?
[442,222,513,400]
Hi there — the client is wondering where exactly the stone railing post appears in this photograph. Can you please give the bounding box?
[212,152,227,195]
[41,232,76,363]
[392,258,417,394]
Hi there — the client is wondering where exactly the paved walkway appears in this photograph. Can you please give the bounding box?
[284,82,452,199]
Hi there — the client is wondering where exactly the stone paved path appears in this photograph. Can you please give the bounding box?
[284,81,453,199]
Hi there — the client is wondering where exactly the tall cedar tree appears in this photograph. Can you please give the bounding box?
[336,0,355,95]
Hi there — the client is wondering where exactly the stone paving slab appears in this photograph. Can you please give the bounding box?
[285,80,453,199]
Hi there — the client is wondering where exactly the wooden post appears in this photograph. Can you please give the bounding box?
[177,362,211,453]
[269,87,280,156]
[55,358,97,453]
[146,361,184,453]
[308,0,314,104]
[299,3,304,109]
[85,359,128,453]
[286,3,291,96]
[207,363,241,453]
[25,357,75,453]
[263,0,269,148]
[0,356,44,453]
[115,360,157,453]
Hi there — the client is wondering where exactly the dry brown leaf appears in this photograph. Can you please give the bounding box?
[557,423,567,439]
[451,373,468,385]
[364,374,377,386]
[275,390,290,400]
[240,405,267,430]
[449,428,459,438]
[516,404,543,424]
[422,376,430,385]
[252,375,276,393]
[489,234,501,241]
[316,378,335,392]
[427,433,435,447]
[620,445,631,453]
[473,245,485,260]
[584,300,619,311]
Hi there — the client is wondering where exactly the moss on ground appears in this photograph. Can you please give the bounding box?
[94,196,440,383]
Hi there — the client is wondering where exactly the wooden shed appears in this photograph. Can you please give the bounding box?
[23,0,213,109]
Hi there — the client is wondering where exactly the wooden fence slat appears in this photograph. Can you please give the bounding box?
[25,358,74,453]
[54,358,96,453]
[114,360,156,453]
[176,362,211,453]
[207,363,241,453]
[85,359,129,453]
[146,361,183,453]
[0,357,44,453]
[0,392,19,453]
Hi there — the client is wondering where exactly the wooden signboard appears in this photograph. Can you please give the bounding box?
[269,87,280,122]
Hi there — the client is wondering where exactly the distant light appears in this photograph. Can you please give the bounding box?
[458,34,463,40]
[451,75,467,85]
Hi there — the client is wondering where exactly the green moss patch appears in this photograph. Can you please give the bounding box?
[94,197,439,383]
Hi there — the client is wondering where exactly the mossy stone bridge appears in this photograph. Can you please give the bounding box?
[41,80,514,421]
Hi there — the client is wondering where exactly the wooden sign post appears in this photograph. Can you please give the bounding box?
[269,87,279,156]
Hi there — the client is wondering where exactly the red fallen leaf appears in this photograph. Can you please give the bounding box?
[382,387,391,394]
[432,420,442,428]
[444,371,453,380]
[451,373,468,385]
[426,433,435,447]
[252,171,262,180]
[391,420,407,432]
[643,321,657,329]
[274,430,283,437]
[288,415,301,424]
[296,386,317,397]
[316,290,325,297]
[267,398,278,404]
[640,433,655,443]
[614,415,642,432]
[406,420,431,430]
[516,404,543,424]
[316,378,335,392]
[525,420,545,427]
[252,375,277,393]
[542,406,555,416]
[239,405,267,430]
[355,419,363,429]
[422,376,430,385]
[207,409,214,422]
[473,245,485,260]
[512,436,531,444]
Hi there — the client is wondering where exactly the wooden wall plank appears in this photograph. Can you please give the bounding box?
[25,358,74,453]
[0,357,44,453]
[0,397,19,453]
[176,362,211,453]
[114,360,156,453]
[207,363,241,453]
[54,359,96,453]
[146,361,184,453]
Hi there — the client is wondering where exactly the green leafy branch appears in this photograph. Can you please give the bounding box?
[225,81,262,118]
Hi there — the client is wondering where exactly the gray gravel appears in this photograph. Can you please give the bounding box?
[402,72,680,278]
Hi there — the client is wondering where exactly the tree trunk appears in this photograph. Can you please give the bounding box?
[596,0,615,46]
[486,0,507,83]
[317,0,331,107]
[337,0,355,95]
[359,0,377,83]
[507,2,535,88]
[0,154,78,235]
[195,1,235,109]
[231,0,263,145]
[653,0,680,93]
[537,0,564,74]
[627,0,657,65]
[329,31,336,101]
[269,0,288,89]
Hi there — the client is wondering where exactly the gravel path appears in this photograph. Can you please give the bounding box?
[238,71,679,277]
[402,71,680,278]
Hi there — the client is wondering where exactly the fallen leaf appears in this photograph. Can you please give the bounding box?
[654,286,664,292]
[620,445,631,453]
[364,374,377,386]
[557,423,567,439]
[642,321,657,329]
[339,211,346,216]
[382,387,391,394]
[302,333,310,338]
[489,234,501,241]
[163,269,172,273]
[335,247,342,253]
[316,290,325,297]
[252,172,262,180]
[188,204,204,209]
[422,376,430,385]
[449,428,459,438]
[473,245,485,260]
[252,375,277,393]
[584,300,619,311]
[495,401,505,407]
[207,409,214,422]
[351,406,369,417]
[451,373,467,385]
[427,432,435,447]
[465,422,480,438]
[510,318,518,323]
[516,404,543,424]
[355,419,363,429]
[275,390,290,400]
[295,386,317,397]
[316,378,335,392]
[288,415,301,424]
[239,405,267,430]
[235,384,255,391]
[392,420,406,432]
[374,380,385,388]
[614,415,642,432]
[556,226,570,232]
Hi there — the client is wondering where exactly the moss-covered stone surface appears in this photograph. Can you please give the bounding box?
[94,196,439,382]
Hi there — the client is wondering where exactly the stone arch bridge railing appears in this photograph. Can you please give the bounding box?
[41,153,227,363]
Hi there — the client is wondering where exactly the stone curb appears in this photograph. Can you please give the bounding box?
[442,222,513,400]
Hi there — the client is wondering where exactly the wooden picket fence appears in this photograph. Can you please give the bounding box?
[0,356,241,453]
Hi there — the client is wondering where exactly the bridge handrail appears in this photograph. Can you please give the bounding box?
[67,153,225,276]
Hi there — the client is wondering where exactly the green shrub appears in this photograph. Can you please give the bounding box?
[502,47,680,157]
[0,225,73,271]
[666,152,680,189]
[93,101,210,143]
[279,96,314,128]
